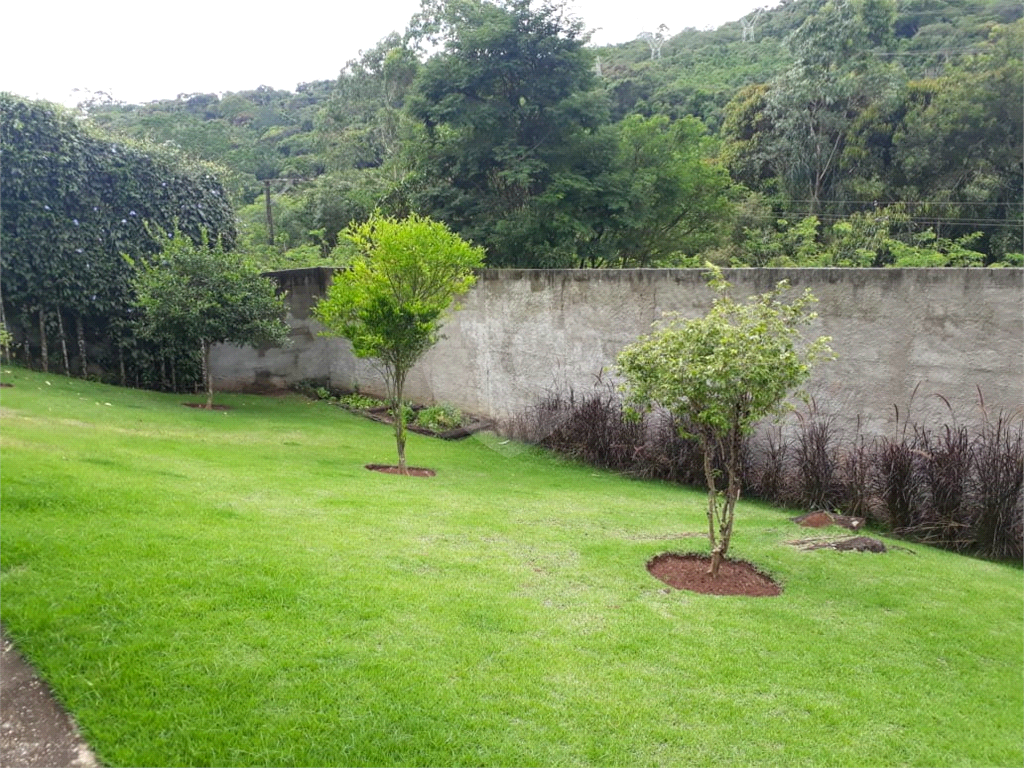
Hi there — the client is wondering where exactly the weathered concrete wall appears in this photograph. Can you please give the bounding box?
[212,268,1024,435]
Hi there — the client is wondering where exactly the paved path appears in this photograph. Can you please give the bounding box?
[1,629,98,767]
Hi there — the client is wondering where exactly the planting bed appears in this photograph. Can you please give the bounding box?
[646,552,782,596]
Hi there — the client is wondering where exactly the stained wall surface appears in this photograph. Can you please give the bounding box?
[211,268,1024,435]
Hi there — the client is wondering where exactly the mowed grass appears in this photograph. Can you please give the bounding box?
[0,368,1020,767]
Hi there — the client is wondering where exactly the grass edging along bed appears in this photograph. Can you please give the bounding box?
[1,367,1021,768]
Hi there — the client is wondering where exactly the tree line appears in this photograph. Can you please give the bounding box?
[77,0,1020,269]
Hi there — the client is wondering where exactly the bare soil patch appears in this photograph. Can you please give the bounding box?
[0,382,13,388]
[182,402,231,411]
[365,464,436,477]
[646,552,782,597]
[792,510,865,530]
[1,628,97,767]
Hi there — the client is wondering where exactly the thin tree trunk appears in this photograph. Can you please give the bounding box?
[21,317,31,366]
[264,180,275,246]
[702,436,724,576]
[76,315,88,377]
[394,370,408,472]
[38,309,48,373]
[56,309,70,375]
[170,357,177,393]
[203,341,214,409]
[710,429,744,578]
[118,345,126,387]
[703,444,718,549]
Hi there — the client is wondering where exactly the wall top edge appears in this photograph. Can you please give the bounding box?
[260,266,1022,276]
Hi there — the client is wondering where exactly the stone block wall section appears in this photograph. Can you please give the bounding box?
[211,268,1024,437]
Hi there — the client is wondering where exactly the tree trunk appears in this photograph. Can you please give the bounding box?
[20,317,31,366]
[76,315,88,377]
[264,180,275,246]
[702,437,720,575]
[393,370,408,473]
[709,430,744,578]
[118,345,126,387]
[202,341,214,409]
[56,309,70,375]
[38,309,48,373]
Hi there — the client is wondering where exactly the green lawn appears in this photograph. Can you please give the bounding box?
[1,368,1021,767]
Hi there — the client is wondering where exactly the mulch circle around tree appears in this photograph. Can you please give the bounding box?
[646,552,782,597]
[182,403,231,411]
[365,464,436,477]
[0,383,12,388]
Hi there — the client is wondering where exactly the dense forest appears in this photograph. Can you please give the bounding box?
[66,0,1024,267]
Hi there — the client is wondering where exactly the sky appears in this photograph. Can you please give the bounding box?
[1,0,775,107]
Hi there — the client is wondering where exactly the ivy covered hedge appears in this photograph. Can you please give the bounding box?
[0,94,236,386]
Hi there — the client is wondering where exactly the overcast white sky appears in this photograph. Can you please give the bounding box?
[2,0,775,107]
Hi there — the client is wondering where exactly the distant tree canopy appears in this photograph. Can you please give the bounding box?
[0,93,236,381]
[70,0,1024,266]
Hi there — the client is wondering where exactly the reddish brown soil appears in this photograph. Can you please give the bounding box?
[646,552,782,597]
[793,510,834,527]
[792,511,865,530]
[0,382,13,388]
[182,403,231,411]
[365,464,436,477]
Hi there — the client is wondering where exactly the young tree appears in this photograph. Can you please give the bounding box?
[132,230,290,409]
[314,213,485,473]
[616,267,832,577]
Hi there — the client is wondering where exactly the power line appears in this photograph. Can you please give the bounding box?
[783,200,1023,208]
[744,212,1022,228]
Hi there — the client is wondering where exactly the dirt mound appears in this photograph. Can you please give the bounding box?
[646,552,781,597]
[792,511,865,530]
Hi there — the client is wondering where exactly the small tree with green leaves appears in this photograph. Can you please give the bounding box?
[616,266,833,577]
[314,213,485,473]
[132,229,290,408]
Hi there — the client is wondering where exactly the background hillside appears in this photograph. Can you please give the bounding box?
[83,0,1023,267]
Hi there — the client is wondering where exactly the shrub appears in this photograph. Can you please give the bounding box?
[338,392,385,410]
[971,414,1024,560]
[793,406,843,510]
[416,404,465,433]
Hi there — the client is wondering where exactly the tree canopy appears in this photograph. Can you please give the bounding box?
[45,0,1024,267]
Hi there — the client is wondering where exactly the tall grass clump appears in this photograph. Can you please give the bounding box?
[972,413,1024,560]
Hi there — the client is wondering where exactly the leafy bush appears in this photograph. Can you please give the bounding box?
[0,322,12,362]
[337,392,385,410]
[415,404,466,433]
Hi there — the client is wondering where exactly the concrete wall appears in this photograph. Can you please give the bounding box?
[212,268,1024,435]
